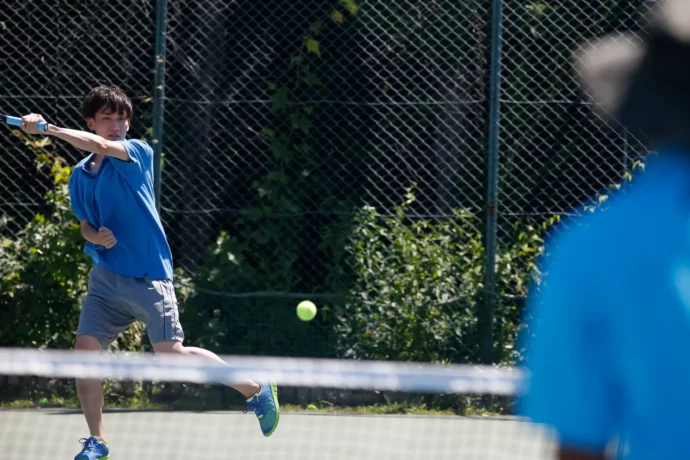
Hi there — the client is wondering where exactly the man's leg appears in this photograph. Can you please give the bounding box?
[138,276,261,397]
[139,277,279,436]
[75,335,105,438]
[75,264,137,455]
[152,341,260,397]
[152,341,279,436]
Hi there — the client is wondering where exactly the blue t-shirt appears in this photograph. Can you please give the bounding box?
[521,148,690,459]
[68,139,173,280]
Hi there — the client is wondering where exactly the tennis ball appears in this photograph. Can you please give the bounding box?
[297,300,317,321]
[38,397,48,405]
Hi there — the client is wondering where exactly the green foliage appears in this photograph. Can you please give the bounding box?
[0,151,152,352]
[326,185,551,364]
[339,0,358,15]
[180,182,551,364]
[186,231,286,293]
[0,153,89,349]
[178,231,334,356]
[222,2,360,293]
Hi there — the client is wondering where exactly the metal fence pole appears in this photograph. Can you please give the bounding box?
[152,0,169,211]
[482,0,503,365]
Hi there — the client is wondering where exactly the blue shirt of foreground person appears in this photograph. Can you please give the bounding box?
[522,146,690,460]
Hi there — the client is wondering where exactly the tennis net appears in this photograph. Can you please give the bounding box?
[0,348,555,459]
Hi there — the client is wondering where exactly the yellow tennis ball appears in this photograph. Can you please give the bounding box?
[296,300,317,321]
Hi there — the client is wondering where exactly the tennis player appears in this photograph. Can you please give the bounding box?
[521,1,690,459]
[20,85,279,460]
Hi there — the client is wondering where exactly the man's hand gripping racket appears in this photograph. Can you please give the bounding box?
[1,112,49,133]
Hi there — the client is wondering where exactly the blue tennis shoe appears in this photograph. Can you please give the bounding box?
[244,381,280,437]
[74,436,109,460]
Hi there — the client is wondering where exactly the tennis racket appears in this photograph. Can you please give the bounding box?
[0,112,49,132]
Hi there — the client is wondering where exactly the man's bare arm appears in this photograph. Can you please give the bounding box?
[20,113,130,161]
[49,126,129,161]
[80,221,117,249]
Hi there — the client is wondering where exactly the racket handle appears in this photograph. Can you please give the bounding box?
[6,116,49,132]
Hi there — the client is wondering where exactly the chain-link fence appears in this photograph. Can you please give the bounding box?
[0,1,155,234]
[498,1,650,242]
[0,0,651,362]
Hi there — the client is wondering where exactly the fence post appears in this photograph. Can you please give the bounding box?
[482,0,503,365]
[152,0,169,211]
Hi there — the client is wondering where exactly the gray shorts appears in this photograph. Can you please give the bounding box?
[77,264,184,349]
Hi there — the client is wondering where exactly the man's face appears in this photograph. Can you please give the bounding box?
[87,106,130,141]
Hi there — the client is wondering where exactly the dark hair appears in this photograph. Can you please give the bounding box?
[81,85,133,120]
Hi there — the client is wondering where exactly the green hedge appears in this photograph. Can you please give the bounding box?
[0,155,550,411]
[325,186,548,364]
[0,153,148,353]
[0,157,87,349]
[171,184,550,364]
[1,155,549,363]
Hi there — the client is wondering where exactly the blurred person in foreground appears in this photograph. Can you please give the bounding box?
[521,1,690,459]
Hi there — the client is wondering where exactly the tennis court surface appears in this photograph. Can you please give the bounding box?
[0,410,555,459]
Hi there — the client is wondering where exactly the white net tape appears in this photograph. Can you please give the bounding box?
[0,348,554,460]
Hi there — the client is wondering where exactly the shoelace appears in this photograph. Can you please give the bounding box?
[243,397,265,418]
[78,437,98,452]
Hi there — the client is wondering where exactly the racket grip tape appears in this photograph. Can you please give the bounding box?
[6,116,49,132]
